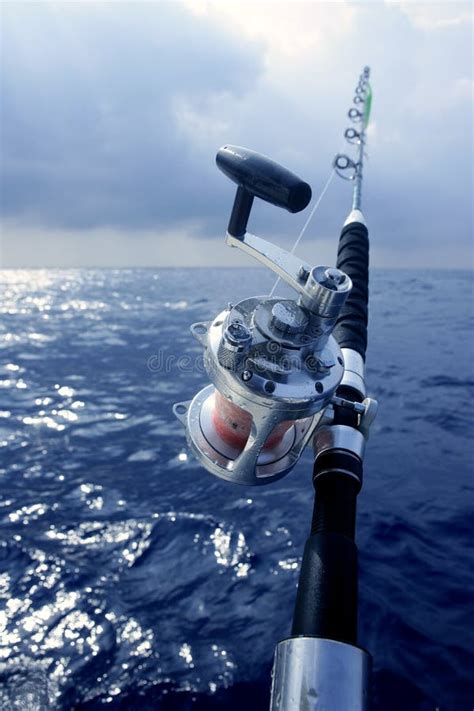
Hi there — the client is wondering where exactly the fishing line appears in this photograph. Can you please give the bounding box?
[268,166,336,298]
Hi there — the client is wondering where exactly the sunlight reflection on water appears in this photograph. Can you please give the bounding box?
[0,268,472,709]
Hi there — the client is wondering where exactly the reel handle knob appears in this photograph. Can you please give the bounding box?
[215,144,351,324]
[216,145,312,236]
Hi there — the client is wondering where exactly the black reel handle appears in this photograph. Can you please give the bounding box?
[216,145,312,237]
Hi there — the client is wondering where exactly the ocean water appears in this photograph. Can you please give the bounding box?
[0,267,472,711]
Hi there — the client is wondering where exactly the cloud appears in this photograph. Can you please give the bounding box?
[0,0,472,268]
[395,1,473,30]
[1,1,263,231]
[184,1,357,62]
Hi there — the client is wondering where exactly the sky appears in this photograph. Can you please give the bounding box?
[0,0,473,269]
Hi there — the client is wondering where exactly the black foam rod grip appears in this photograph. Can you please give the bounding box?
[216,145,311,214]
[291,532,358,644]
[332,221,369,361]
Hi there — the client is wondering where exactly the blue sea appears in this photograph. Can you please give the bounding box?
[0,267,472,710]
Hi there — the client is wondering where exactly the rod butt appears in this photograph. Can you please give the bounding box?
[270,637,371,711]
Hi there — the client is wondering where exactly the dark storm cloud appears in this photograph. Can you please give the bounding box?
[0,1,472,267]
[1,2,263,231]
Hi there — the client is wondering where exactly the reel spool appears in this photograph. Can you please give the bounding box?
[174,146,352,486]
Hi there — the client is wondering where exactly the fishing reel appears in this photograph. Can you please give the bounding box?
[174,146,353,486]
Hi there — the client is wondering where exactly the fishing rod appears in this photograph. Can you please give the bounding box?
[174,67,377,710]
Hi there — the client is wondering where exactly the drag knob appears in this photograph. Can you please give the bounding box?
[217,321,252,370]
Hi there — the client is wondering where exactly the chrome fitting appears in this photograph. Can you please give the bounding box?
[313,424,366,462]
[301,266,352,318]
[270,637,370,711]
[341,347,366,398]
